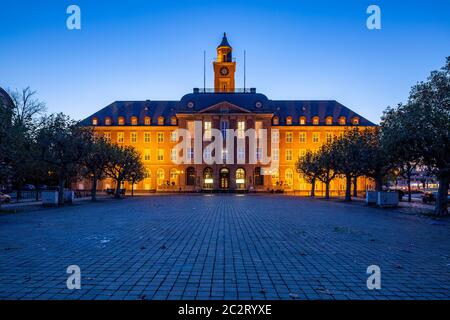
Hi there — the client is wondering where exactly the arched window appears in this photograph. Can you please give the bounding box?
[236,168,246,189]
[299,116,306,125]
[144,169,151,179]
[144,116,151,125]
[271,169,279,186]
[92,117,98,126]
[339,116,347,125]
[203,167,214,189]
[131,116,138,125]
[312,116,320,125]
[118,116,125,125]
[254,167,264,186]
[352,117,360,125]
[158,116,165,125]
[157,169,165,186]
[286,116,292,125]
[272,116,279,125]
[326,116,333,125]
[105,117,112,125]
[186,167,196,186]
[285,169,294,189]
[170,116,178,126]
[170,168,178,186]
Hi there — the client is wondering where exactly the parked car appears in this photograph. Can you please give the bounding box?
[0,192,11,204]
[21,184,36,191]
[422,191,450,203]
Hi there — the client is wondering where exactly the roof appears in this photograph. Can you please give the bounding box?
[80,91,376,127]
[217,33,231,48]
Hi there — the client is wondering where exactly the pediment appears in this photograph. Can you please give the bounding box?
[198,101,251,114]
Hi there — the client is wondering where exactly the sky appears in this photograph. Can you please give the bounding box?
[1,0,449,124]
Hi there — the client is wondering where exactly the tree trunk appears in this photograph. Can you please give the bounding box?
[131,182,134,197]
[345,174,352,202]
[353,176,358,197]
[407,173,412,203]
[435,175,449,216]
[91,175,98,201]
[324,181,330,200]
[310,177,316,197]
[375,175,383,192]
[58,177,65,205]
[115,180,122,199]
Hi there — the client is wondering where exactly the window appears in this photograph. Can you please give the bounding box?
[144,170,151,179]
[255,121,263,138]
[285,169,294,188]
[299,132,307,143]
[170,169,178,185]
[286,149,293,161]
[272,131,279,143]
[130,132,137,143]
[170,131,178,142]
[326,117,333,125]
[118,117,125,125]
[170,149,177,161]
[187,121,195,138]
[157,169,165,186]
[272,117,279,125]
[272,149,279,161]
[157,132,164,143]
[92,117,98,126]
[299,116,306,125]
[238,147,245,161]
[352,117,360,125]
[157,149,164,161]
[312,132,320,143]
[256,147,262,161]
[299,149,306,158]
[105,117,112,125]
[104,132,111,142]
[117,132,124,143]
[170,117,178,126]
[204,121,212,140]
[326,132,333,143]
[286,116,292,125]
[236,168,246,189]
[312,116,320,125]
[237,121,245,139]
[188,148,194,160]
[286,132,293,143]
[144,132,151,143]
[220,120,229,138]
[203,167,214,188]
[339,117,346,125]
[144,116,151,125]
[158,116,164,125]
[254,167,264,186]
[144,149,151,161]
[222,149,228,162]
[271,169,279,185]
[186,167,196,186]
[131,117,138,126]
[204,149,212,161]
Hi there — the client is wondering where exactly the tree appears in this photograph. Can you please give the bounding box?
[296,150,320,197]
[104,145,144,199]
[315,143,338,199]
[9,87,46,128]
[127,161,145,197]
[82,135,114,201]
[36,113,91,205]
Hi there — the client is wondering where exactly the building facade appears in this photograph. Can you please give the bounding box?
[80,34,376,194]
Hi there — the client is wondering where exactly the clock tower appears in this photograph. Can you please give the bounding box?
[213,33,236,92]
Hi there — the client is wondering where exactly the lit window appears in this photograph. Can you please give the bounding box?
[238,147,245,161]
[299,132,307,143]
[144,117,151,125]
[326,117,333,125]
[299,149,306,158]
[339,117,346,125]
[170,149,177,161]
[118,117,125,125]
[92,118,98,126]
[157,169,165,186]
[157,149,164,161]
[299,117,306,125]
[273,117,279,125]
[105,117,112,125]
[117,132,124,143]
[158,117,164,125]
[286,116,292,125]
[171,116,178,126]
[312,117,320,125]
[286,132,293,143]
[157,132,164,143]
[352,117,360,125]
[144,149,151,161]
[237,121,245,139]
[312,132,320,143]
[285,169,294,188]
[272,149,279,161]
[271,131,279,143]
[130,132,137,143]
[187,121,195,137]
[326,132,333,143]
[104,132,111,142]
[144,132,151,143]
[204,121,212,140]
[286,149,293,161]
[221,120,229,138]
[170,131,178,142]
[131,117,138,126]
[204,149,212,161]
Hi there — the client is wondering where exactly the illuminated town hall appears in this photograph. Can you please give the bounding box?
[81,34,376,193]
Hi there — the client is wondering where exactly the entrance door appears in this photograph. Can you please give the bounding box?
[220,168,230,190]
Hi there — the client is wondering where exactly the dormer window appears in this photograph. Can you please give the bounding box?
[299,116,306,125]
[286,116,292,125]
[92,117,98,126]
[105,117,112,126]
[326,117,333,125]
[170,116,178,126]
[118,117,125,125]
[131,117,138,126]
[352,117,360,125]
[312,116,320,125]
[339,116,347,125]
[144,116,151,125]
[158,116,165,126]
[272,116,279,125]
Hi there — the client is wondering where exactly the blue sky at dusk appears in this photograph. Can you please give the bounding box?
[1,0,449,123]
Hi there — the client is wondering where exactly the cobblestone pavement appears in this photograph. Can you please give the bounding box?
[0,195,449,300]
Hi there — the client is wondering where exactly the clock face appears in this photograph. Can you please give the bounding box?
[220,67,229,76]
